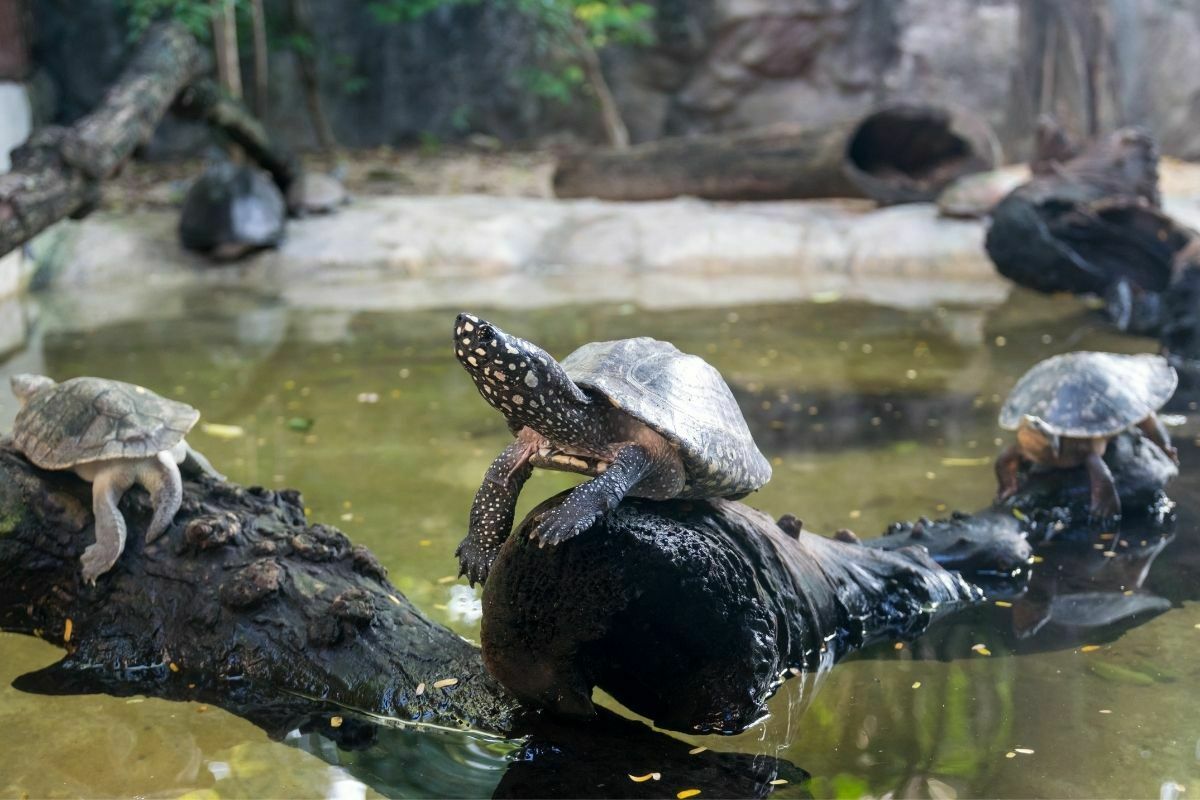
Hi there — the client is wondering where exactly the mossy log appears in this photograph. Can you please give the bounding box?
[0,23,204,258]
[552,103,1000,205]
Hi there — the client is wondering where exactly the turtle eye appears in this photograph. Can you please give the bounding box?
[477,323,495,341]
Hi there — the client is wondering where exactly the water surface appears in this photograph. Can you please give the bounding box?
[1,289,1198,798]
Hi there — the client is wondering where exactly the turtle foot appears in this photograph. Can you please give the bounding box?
[530,506,603,547]
[79,541,119,584]
[454,537,493,587]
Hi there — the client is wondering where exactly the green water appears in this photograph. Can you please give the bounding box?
[2,289,1199,798]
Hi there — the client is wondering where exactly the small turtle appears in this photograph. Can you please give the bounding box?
[8,375,225,583]
[994,352,1178,525]
[453,314,772,585]
[179,162,286,260]
[286,172,349,217]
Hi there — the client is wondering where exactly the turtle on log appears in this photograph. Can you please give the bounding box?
[452,314,771,585]
[8,375,224,583]
[994,352,1178,526]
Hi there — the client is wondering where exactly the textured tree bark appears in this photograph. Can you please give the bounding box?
[552,103,1000,204]
[0,23,203,257]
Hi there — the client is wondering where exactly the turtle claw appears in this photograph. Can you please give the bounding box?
[531,507,601,547]
[79,542,118,584]
[454,537,492,587]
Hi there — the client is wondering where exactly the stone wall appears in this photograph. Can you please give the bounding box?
[26,0,1200,159]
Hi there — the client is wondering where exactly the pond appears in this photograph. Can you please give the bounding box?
[1,287,1198,799]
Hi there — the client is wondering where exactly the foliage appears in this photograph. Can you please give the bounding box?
[120,0,249,41]
[366,0,481,25]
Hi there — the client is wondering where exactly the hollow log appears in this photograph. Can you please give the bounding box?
[552,103,1000,205]
[0,23,205,258]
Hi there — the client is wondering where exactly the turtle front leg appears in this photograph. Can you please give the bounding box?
[1137,415,1179,465]
[457,439,536,586]
[1085,451,1121,529]
[533,444,653,547]
[994,444,1024,503]
[81,468,135,584]
[139,451,185,545]
[180,440,226,481]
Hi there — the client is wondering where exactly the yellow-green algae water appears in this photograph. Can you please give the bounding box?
[1,289,1199,798]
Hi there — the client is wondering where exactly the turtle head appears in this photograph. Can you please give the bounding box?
[453,313,586,435]
[10,374,56,406]
[1020,414,1061,459]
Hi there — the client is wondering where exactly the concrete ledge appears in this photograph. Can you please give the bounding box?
[21,194,1012,311]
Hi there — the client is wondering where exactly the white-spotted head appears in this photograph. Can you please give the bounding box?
[10,374,56,407]
[453,313,576,434]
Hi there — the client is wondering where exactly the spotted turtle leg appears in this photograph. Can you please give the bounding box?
[532,444,652,547]
[456,440,535,586]
[1085,451,1121,530]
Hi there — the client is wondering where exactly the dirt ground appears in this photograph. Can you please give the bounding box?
[102,144,558,212]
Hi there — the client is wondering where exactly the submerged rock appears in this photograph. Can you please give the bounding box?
[179,162,286,260]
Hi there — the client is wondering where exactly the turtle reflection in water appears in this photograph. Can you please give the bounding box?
[8,375,224,583]
[995,352,1178,526]
[452,314,772,585]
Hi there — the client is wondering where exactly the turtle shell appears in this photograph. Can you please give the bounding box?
[999,352,1177,437]
[12,377,199,470]
[561,337,772,498]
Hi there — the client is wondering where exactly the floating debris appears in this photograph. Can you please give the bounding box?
[971,643,992,656]
[628,773,661,783]
[286,417,315,433]
[433,678,459,689]
[1014,748,1034,754]
[436,575,458,585]
[769,779,788,786]
[912,681,922,689]
[200,422,245,440]
[169,662,180,673]
[894,642,905,650]
[330,716,343,728]
[63,618,72,643]
[688,747,707,755]
[1099,709,1112,714]
[1011,508,1028,522]
[677,790,701,799]
[416,683,425,696]
[1080,645,1101,653]
[1005,752,1016,759]
[356,392,380,404]
[994,601,1013,608]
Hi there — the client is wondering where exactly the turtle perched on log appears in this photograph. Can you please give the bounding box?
[994,352,1178,526]
[453,314,771,585]
[7,374,223,582]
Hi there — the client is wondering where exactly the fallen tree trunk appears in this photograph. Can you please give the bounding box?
[0,23,204,258]
[552,103,1000,205]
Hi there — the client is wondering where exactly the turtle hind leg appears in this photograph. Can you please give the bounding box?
[994,444,1024,503]
[533,444,653,547]
[1137,415,1179,465]
[139,451,184,545]
[1085,451,1121,530]
[81,468,135,584]
[457,440,535,586]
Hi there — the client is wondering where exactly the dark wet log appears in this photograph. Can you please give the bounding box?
[174,79,300,194]
[0,23,204,258]
[984,127,1184,329]
[0,445,522,738]
[482,496,983,735]
[553,103,1000,205]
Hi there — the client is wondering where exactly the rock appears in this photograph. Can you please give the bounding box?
[178,163,286,260]
[286,172,349,217]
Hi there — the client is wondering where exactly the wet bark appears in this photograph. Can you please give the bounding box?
[984,126,1176,309]
[0,23,204,258]
[552,103,999,205]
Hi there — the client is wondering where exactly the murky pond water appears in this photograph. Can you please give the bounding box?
[1,287,1199,798]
